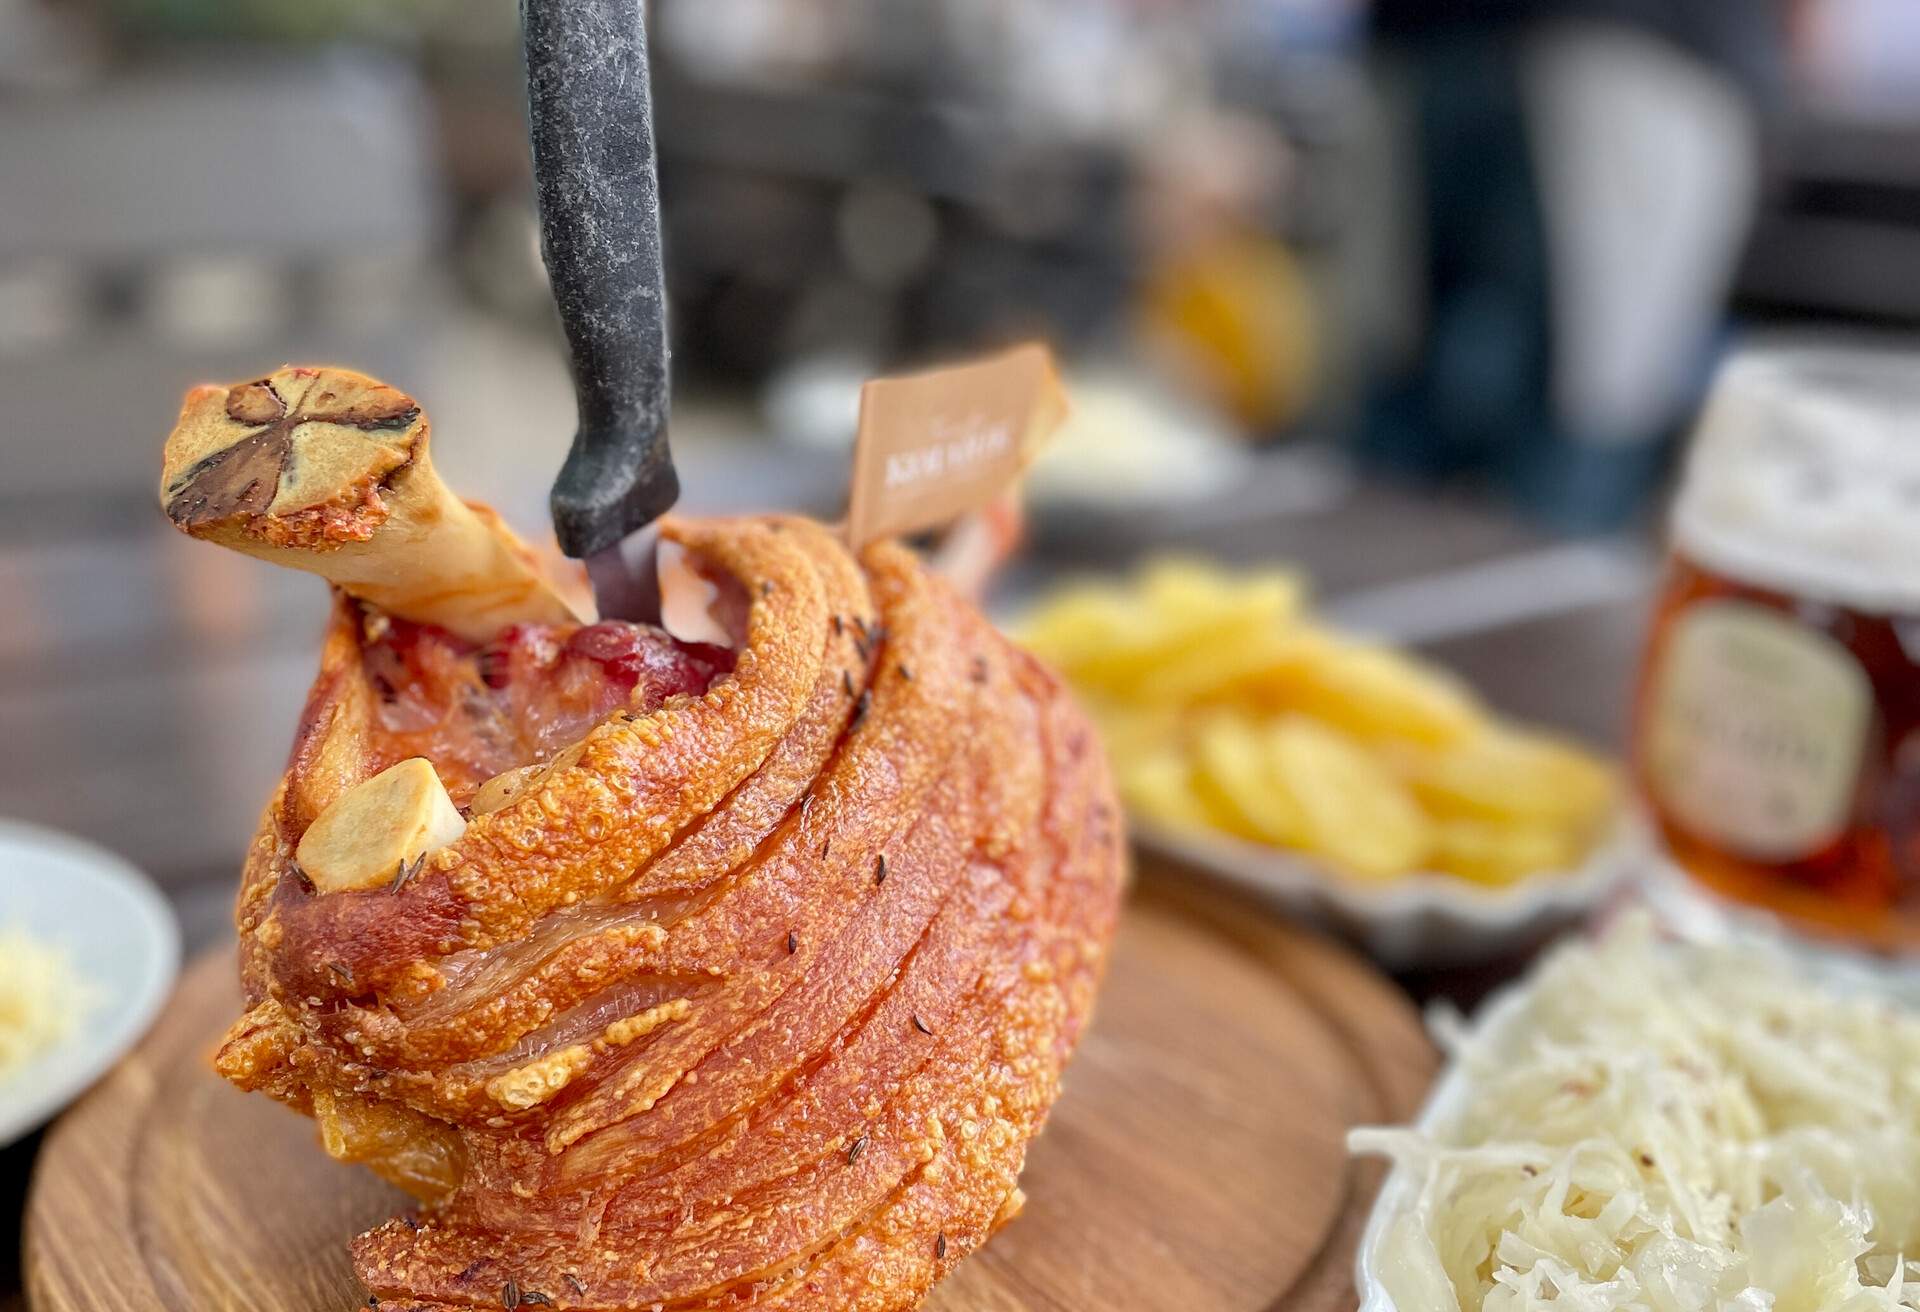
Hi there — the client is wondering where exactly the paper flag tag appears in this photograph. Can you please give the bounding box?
[844,343,1068,550]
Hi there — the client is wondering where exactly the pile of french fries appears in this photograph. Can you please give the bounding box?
[1017,558,1616,886]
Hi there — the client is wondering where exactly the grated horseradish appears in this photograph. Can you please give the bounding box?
[0,927,85,1081]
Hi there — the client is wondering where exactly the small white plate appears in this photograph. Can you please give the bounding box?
[1136,810,1648,970]
[0,819,180,1146]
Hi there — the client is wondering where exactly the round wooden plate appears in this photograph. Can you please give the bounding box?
[23,880,1432,1312]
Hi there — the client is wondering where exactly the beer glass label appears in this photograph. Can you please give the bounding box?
[1647,600,1871,861]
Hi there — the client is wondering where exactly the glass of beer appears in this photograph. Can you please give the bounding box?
[1632,347,1920,951]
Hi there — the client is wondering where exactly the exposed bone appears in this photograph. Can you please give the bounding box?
[656,539,734,648]
[930,493,1024,602]
[296,757,468,894]
[159,366,585,642]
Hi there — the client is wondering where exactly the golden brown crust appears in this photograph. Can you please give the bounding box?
[214,514,1126,1310]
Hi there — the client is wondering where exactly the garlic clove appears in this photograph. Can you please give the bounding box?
[296,757,467,893]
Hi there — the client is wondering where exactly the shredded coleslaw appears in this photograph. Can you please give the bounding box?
[1352,917,1920,1312]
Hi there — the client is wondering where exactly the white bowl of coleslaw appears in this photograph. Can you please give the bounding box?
[1351,913,1920,1312]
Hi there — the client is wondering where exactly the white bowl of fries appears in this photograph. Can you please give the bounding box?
[1133,811,1644,969]
[1016,558,1638,968]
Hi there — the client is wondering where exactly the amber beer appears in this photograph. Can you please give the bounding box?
[1633,349,1920,949]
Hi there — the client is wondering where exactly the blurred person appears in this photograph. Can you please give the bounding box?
[1360,0,1781,532]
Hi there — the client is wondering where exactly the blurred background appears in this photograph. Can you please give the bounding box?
[2,0,1919,946]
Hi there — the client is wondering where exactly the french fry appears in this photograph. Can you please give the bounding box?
[1014,583,1131,672]
[1429,817,1581,886]
[1020,559,1304,700]
[1132,625,1320,707]
[1116,749,1216,835]
[1264,717,1429,879]
[1083,701,1182,765]
[1192,713,1306,847]
[1250,634,1486,747]
[1389,728,1615,830]
[1138,557,1304,628]
[1018,555,1616,891]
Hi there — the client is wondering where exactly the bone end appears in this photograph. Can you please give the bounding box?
[160,366,423,549]
[157,366,588,642]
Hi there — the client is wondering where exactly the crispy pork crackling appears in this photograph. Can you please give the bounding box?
[161,367,1127,1311]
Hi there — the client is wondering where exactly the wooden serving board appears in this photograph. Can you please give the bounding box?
[24,881,1432,1312]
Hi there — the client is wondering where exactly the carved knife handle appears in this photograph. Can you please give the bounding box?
[525,0,679,560]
